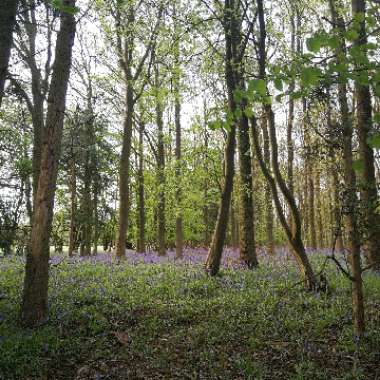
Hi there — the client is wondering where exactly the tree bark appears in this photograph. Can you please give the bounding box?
[81,116,93,256]
[156,68,166,257]
[0,0,18,107]
[237,102,258,267]
[352,0,380,271]
[315,167,324,248]
[203,119,211,246]
[251,115,317,290]
[255,0,317,289]
[205,0,241,275]
[115,80,134,259]
[137,122,146,253]
[261,113,275,255]
[173,6,183,259]
[68,153,77,257]
[21,1,76,327]
[308,164,317,249]
[329,0,365,336]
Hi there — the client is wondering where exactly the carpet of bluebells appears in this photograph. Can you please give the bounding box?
[0,247,380,379]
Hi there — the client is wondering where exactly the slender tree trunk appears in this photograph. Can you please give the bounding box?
[82,126,92,256]
[352,0,380,271]
[21,2,76,327]
[302,171,309,240]
[116,83,134,259]
[286,3,297,228]
[261,113,275,255]
[203,120,210,246]
[255,0,318,289]
[315,167,324,248]
[331,157,344,250]
[0,0,18,108]
[173,8,183,259]
[205,0,240,275]
[329,0,365,336]
[32,96,45,202]
[230,200,239,247]
[92,182,99,256]
[308,164,317,249]
[302,99,317,249]
[205,127,236,274]
[68,155,77,257]
[22,129,33,225]
[174,78,183,258]
[251,116,317,290]
[237,102,258,267]
[137,122,146,253]
[156,71,166,256]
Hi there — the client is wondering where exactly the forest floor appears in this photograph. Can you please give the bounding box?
[0,248,380,380]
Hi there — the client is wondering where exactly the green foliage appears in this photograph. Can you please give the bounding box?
[367,132,380,149]
[50,0,80,14]
[247,79,267,98]
[352,159,364,173]
[306,35,323,53]
[300,67,322,88]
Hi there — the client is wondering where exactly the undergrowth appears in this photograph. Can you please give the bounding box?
[0,255,379,379]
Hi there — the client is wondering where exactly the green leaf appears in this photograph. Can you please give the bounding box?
[209,120,222,130]
[248,79,267,97]
[373,113,380,124]
[368,133,380,149]
[244,108,254,118]
[234,106,242,119]
[274,78,283,91]
[51,0,80,14]
[374,84,380,98]
[373,69,380,82]
[352,159,365,173]
[291,91,303,100]
[345,29,359,41]
[300,67,321,87]
[353,12,365,23]
[263,96,272,105]
[306,36,323,53]
[326,35,339,49]
[233,89,244,103]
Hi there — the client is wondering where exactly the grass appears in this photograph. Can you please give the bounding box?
[0,253,379,379]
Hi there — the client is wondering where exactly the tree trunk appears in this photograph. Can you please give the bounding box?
[173,8,183,259]
[21,2,76,327]
[237,103,258,267]
[68,154,77,257]
[92,181,99,256]
[205,127,236,274]
[230,200,239,247]
[261,113,275,255]
[329,0,365,336]
[203,120,210,246]
[331,161,344,251]
[315,167,324,248]
[156,70,166,257]
[82,123,92,256]
[255,0,318,289]
[137,122,146,253]
[308,164,317,249]
[352,0,380,271]
[251,115,317,290]
[0,0,18,107]
[115,83,134,259]
[205,0,241,275]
